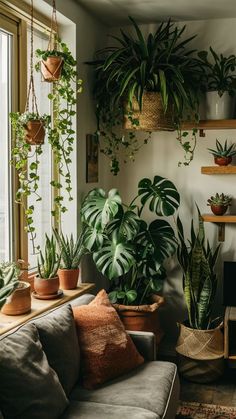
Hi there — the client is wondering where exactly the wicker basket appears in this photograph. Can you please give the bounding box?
[176,322,224,383]
[123,92,174,131]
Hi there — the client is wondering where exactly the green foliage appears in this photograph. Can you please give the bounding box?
[10,111,50,252]
[53,229,85,269]
[208,139,236,158]
[177,208,220,329]
[36,38,82,221]
[207,192,232,206]
[0,266,19,309]
[198,47,236,96]
[81,175,180,305]
[87,17,204,172]
[37,234,61,279]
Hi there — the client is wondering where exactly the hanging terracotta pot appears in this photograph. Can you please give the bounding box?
[25,120,45,145]
[58,268,79,290]
[1,281,31,315]
[113,295,165,345]
[41,56,64,82]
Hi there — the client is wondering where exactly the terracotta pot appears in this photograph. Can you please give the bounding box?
[214,156,232,166]
[210,204,228,216]
[58,268,79,290]
[113,295,165,345]
[34,275,59,296]
[41,56,64,82]
[25,120,45,145]
[1,281,31,315]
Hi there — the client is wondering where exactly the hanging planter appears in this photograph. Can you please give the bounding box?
[41,55,64,82]
[123,92,174,131]
[25,118,45,145]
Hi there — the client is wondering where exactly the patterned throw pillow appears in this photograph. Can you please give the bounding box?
[72,289,144,389]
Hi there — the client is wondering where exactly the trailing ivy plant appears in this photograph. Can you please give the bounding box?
[36,38,82,219]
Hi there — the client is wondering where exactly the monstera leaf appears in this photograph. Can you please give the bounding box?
[138,176,180,216]
[81,188,122,229]
[107,208,140,241]
[81,225,104,252]
[93,235,135,280]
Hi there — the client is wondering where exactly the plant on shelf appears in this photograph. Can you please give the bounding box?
[34,234,61,296]
[53,229,85,289]
[176,208,223,383]
[198,47,236,119]
[208,139,236,166]
[87,17,204,172]
[0,266,19,310]
[207,192,232,216]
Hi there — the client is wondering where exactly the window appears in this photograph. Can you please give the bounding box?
[0,15,18,261]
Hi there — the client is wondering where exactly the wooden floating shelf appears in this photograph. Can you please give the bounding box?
[201,166,236,174]
[202,214,236,241]
[182,119,236,130]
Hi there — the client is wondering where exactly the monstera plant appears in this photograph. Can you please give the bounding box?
[81,175,180,306]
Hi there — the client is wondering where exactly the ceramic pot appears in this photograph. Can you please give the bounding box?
[211,204,228,216]
[206,91,234,120]
[34,275,59,296]
[25,120,45,145]
[58,268,79,290]
[1,281,31,315]
[214,156,232,166]
[41,56,64,82]
[113,295,165,345]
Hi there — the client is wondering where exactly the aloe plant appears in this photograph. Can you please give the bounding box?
[81,175,180,305]
[0,266,19,309]
[208,139,236,158]
[207,193,232,207]
[37,234,61,279]
[177,208,220,329]
[53,229,85,269]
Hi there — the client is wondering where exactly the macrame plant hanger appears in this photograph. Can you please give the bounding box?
[48,0,59,51]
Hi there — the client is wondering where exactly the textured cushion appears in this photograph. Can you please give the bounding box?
[0,323,68,419]
[72,289,144,389]
[34,305,80,395]
[70,361,179,418]
[61,401,158,419]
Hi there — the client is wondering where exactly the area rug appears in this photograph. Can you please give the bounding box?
[176,401,236,418]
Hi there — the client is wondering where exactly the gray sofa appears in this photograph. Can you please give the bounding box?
[0,293,179,419]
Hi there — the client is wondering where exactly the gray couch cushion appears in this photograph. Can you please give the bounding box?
[33,305,80,395]
[0,323,68,419]
[70,361,178,418]
[61,401,158,419]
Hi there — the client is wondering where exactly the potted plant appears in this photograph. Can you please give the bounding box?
[176,209,223,383]
[0,262,31,315]
[87,17,204,172]
[0,265,19,310]
[34,234,61,297]
[53,229,85,289]
[10,112,49,145]
[208,139,236,166]
[207,192,232,215]
[198,47,236,119]
[81,175,180,341]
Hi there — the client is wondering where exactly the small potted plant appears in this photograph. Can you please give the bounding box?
[54,229,85,290]
[34,234,61,297]
[81,175,180,342]
[208,139,236,166]
[198,47,236,119]
[0,266,19,311]
[10,111,50,145]
[0,262,31,315]
[207,192,232,215]
[176,209,223,383]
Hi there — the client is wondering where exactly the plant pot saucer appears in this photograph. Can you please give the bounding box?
[32,289,63,300]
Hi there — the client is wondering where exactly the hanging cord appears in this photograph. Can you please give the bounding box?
[48,0,58,51]
[25,0,39,115]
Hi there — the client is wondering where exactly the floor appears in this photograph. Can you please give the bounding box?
[180,368,236,406]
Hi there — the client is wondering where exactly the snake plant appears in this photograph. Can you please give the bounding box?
[177,208,220,330]
[0,266,19,309]
[37,234,61,279]
[53,229,85,269]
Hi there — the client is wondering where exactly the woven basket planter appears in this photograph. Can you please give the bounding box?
[113,295,165,345]
[176,322,224,383]
[123,92,174,131]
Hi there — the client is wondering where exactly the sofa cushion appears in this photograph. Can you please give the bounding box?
[61,401,158,419]
[70,361,178,418]
[33,305,80,395]
[0,323,68,419]
[72,289,144,389]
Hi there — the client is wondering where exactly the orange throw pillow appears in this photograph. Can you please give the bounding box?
[72,289,144,389]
